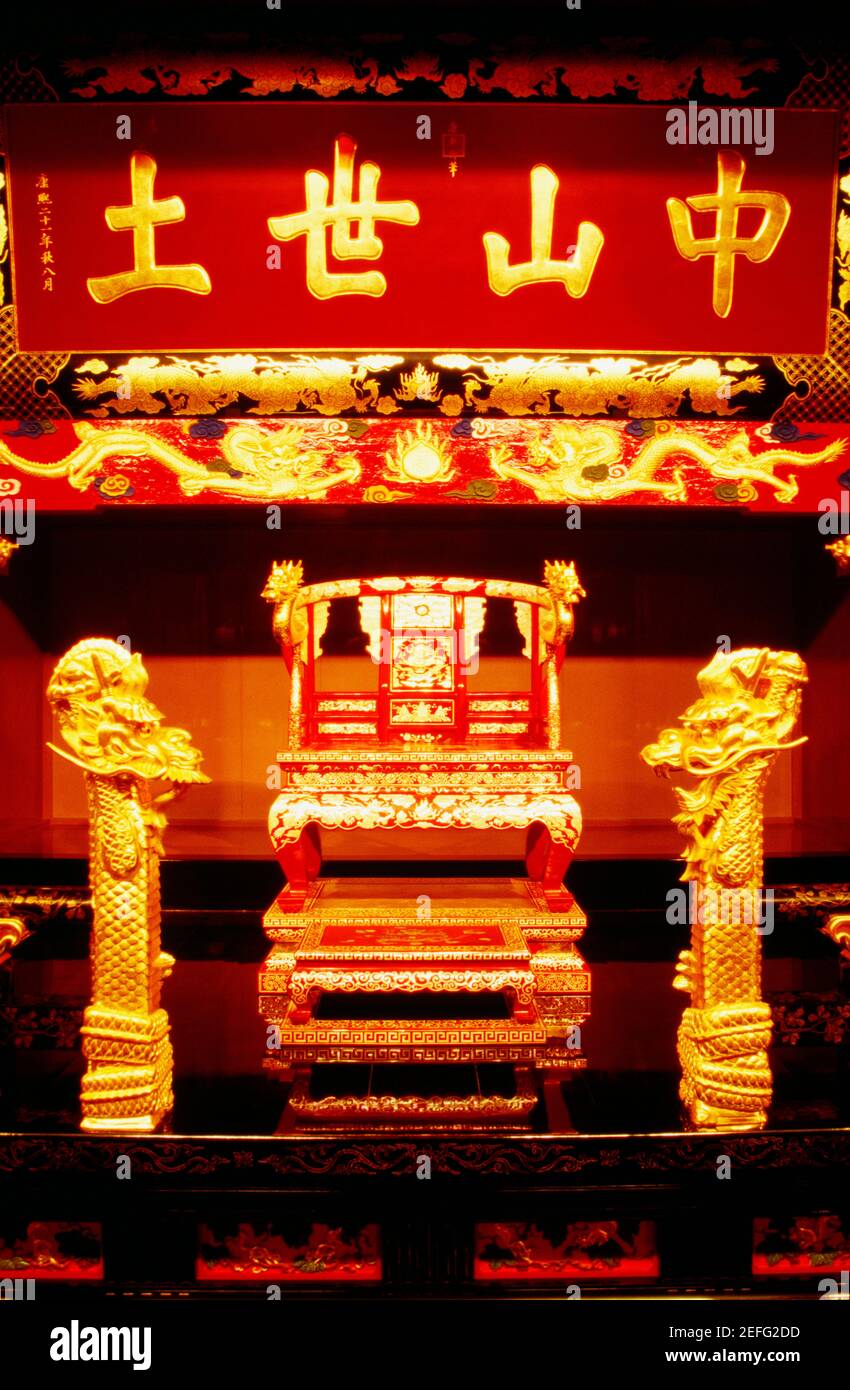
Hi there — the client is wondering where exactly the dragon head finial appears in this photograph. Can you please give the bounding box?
[262,560,309,654]
[540,559,585,649]
[641,647,807,781]
[544,559,586,605]
[47,638,209,784]
[262,559,304,603]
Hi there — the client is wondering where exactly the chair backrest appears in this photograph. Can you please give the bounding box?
[263,562,584,751]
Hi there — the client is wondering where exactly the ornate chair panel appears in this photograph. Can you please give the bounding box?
[264,562,585,911]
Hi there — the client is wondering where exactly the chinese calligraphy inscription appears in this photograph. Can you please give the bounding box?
[87,152,212,304]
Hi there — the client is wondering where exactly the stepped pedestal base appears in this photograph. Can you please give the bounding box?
[259,877,590,1129]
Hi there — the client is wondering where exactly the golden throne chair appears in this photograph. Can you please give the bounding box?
[260,560,589,1128]
[263,560,585,915]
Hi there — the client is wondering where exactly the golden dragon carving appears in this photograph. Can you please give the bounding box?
[442,353,764,417]
[262,559,308,649]
[541,558,585,647]
[490,424,845,503]
[0,422,360,501]
[641,647,807,1131]
[46,640,208,1132]
[72,353,402,416]
[539,559,586,749]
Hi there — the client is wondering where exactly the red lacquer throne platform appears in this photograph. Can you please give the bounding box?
[259,561,590,1128]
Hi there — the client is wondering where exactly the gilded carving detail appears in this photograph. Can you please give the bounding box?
[2,416,842,509]
[57,43,786,105]
[489,423,844,504]
[57,352,780,421]
[259,564,588,1124]
[836,172,850,313]
[823,914,850,961]
[0,538,19,573]
[280,769,571,795]
[73,353,402,416]
[269,791,581,846]
[0,917,29,963]
[390,701,453,722]
[289,968,534,1006]
[437,352,765,417]
[470,722,529,735]
[0,422,360,501]
[46,639,208,1132]
[826,535,850,573]
[383,420,455,482]
[287,1073,537,1125]
[642,647,807,1131]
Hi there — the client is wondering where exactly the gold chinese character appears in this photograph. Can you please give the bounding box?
[667,152,790,317]
[483,165,604,297]
[87,152,212,304]
[268,136,419,298]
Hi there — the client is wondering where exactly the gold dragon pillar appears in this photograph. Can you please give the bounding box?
[641,648,807,1131]
[46,640,208,1133]
[261,558,310,751]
